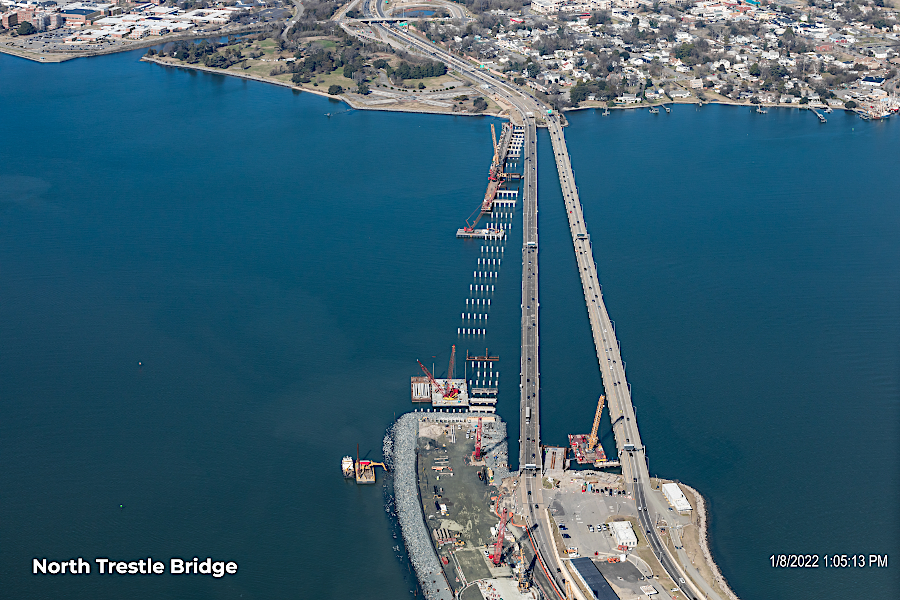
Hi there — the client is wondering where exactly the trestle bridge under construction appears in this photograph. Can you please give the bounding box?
[345,2,725,598]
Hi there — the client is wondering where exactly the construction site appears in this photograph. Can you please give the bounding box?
[568,396,618,468]
[455,123,523,241]
[411,346,501,413]
[413,411,538,600]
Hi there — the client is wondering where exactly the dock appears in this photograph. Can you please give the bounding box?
[808,106,827,122]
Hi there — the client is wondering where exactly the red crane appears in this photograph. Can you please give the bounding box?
[474,417,483,460]
[492,507,508,566]
[417,359,460,402]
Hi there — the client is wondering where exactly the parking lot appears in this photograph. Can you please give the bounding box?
[544,474,691,600]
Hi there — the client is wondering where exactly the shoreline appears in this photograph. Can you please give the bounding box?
[0,24,265,64]
[141,55,509,120]
[564,98,854,114]
[6,36,858,120]
[681,482,741,600]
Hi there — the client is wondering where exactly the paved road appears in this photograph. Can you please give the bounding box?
[545,115,721,600]
[281,0,305,39]
[345,8,720,600]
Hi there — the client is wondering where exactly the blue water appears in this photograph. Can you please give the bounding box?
[1,50,897,600]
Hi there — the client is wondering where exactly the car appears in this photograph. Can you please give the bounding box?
[588,526,594,532]
[679,578,685,584]
[562,533,571,539]
[527,490,531,495]
[535,504,539,508]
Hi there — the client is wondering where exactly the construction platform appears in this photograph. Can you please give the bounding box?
[457,227,506,240]
[568,434,609,465]
[411,376,470,407]
[543,447,567,476]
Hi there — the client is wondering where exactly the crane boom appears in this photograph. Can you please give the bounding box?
[448,345,456,381]
[587,395,606,452]
[474,417,483,460]
[417,359,445,396]
[417,354,461,401]
[492,507,507,566]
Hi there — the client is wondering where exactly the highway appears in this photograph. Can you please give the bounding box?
[346,6,715,600]
[546,115,718,600]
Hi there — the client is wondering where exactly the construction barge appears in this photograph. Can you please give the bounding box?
[569,395,614,466]
[342,445,388,484]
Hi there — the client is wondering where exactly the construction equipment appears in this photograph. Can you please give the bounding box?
[565,578,573,600]
[467,348,500,362]
[489,123,500,181]
[492,507,508,566]
[517,545,531,591]
[474,417,483,460]
[417,359,461,402]
[448,345,456,380]
[586,395,606,452]
[463,124,515,232]
[569,395,609,465]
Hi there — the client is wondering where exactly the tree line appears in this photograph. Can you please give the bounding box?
[385,60,447,81]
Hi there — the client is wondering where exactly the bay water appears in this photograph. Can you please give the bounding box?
[1,50,897,599]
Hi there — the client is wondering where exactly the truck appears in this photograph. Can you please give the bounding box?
[623,443,635,452]
[525,407,531,421]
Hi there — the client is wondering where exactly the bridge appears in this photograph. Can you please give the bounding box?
[346,3,719,599]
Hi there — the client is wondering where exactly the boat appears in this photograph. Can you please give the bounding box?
[824,107,832,113]
[663,105,670,113]
[649,107,659,114]
[602,108,610,116]
[342,456,354,478]
[756,106,767,114]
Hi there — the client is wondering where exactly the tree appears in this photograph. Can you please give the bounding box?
[588,11,610,26]
[328,84,344,95]
[525,63,541,78]
[473,97,488,112]
[844,100,857,109]
[17,22,36,36]
[357,82,370,95]
[749,63,761,77]
[418,82,425,89]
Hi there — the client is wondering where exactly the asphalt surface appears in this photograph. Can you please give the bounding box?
[546,116,716,600]
[348,7,717,599]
